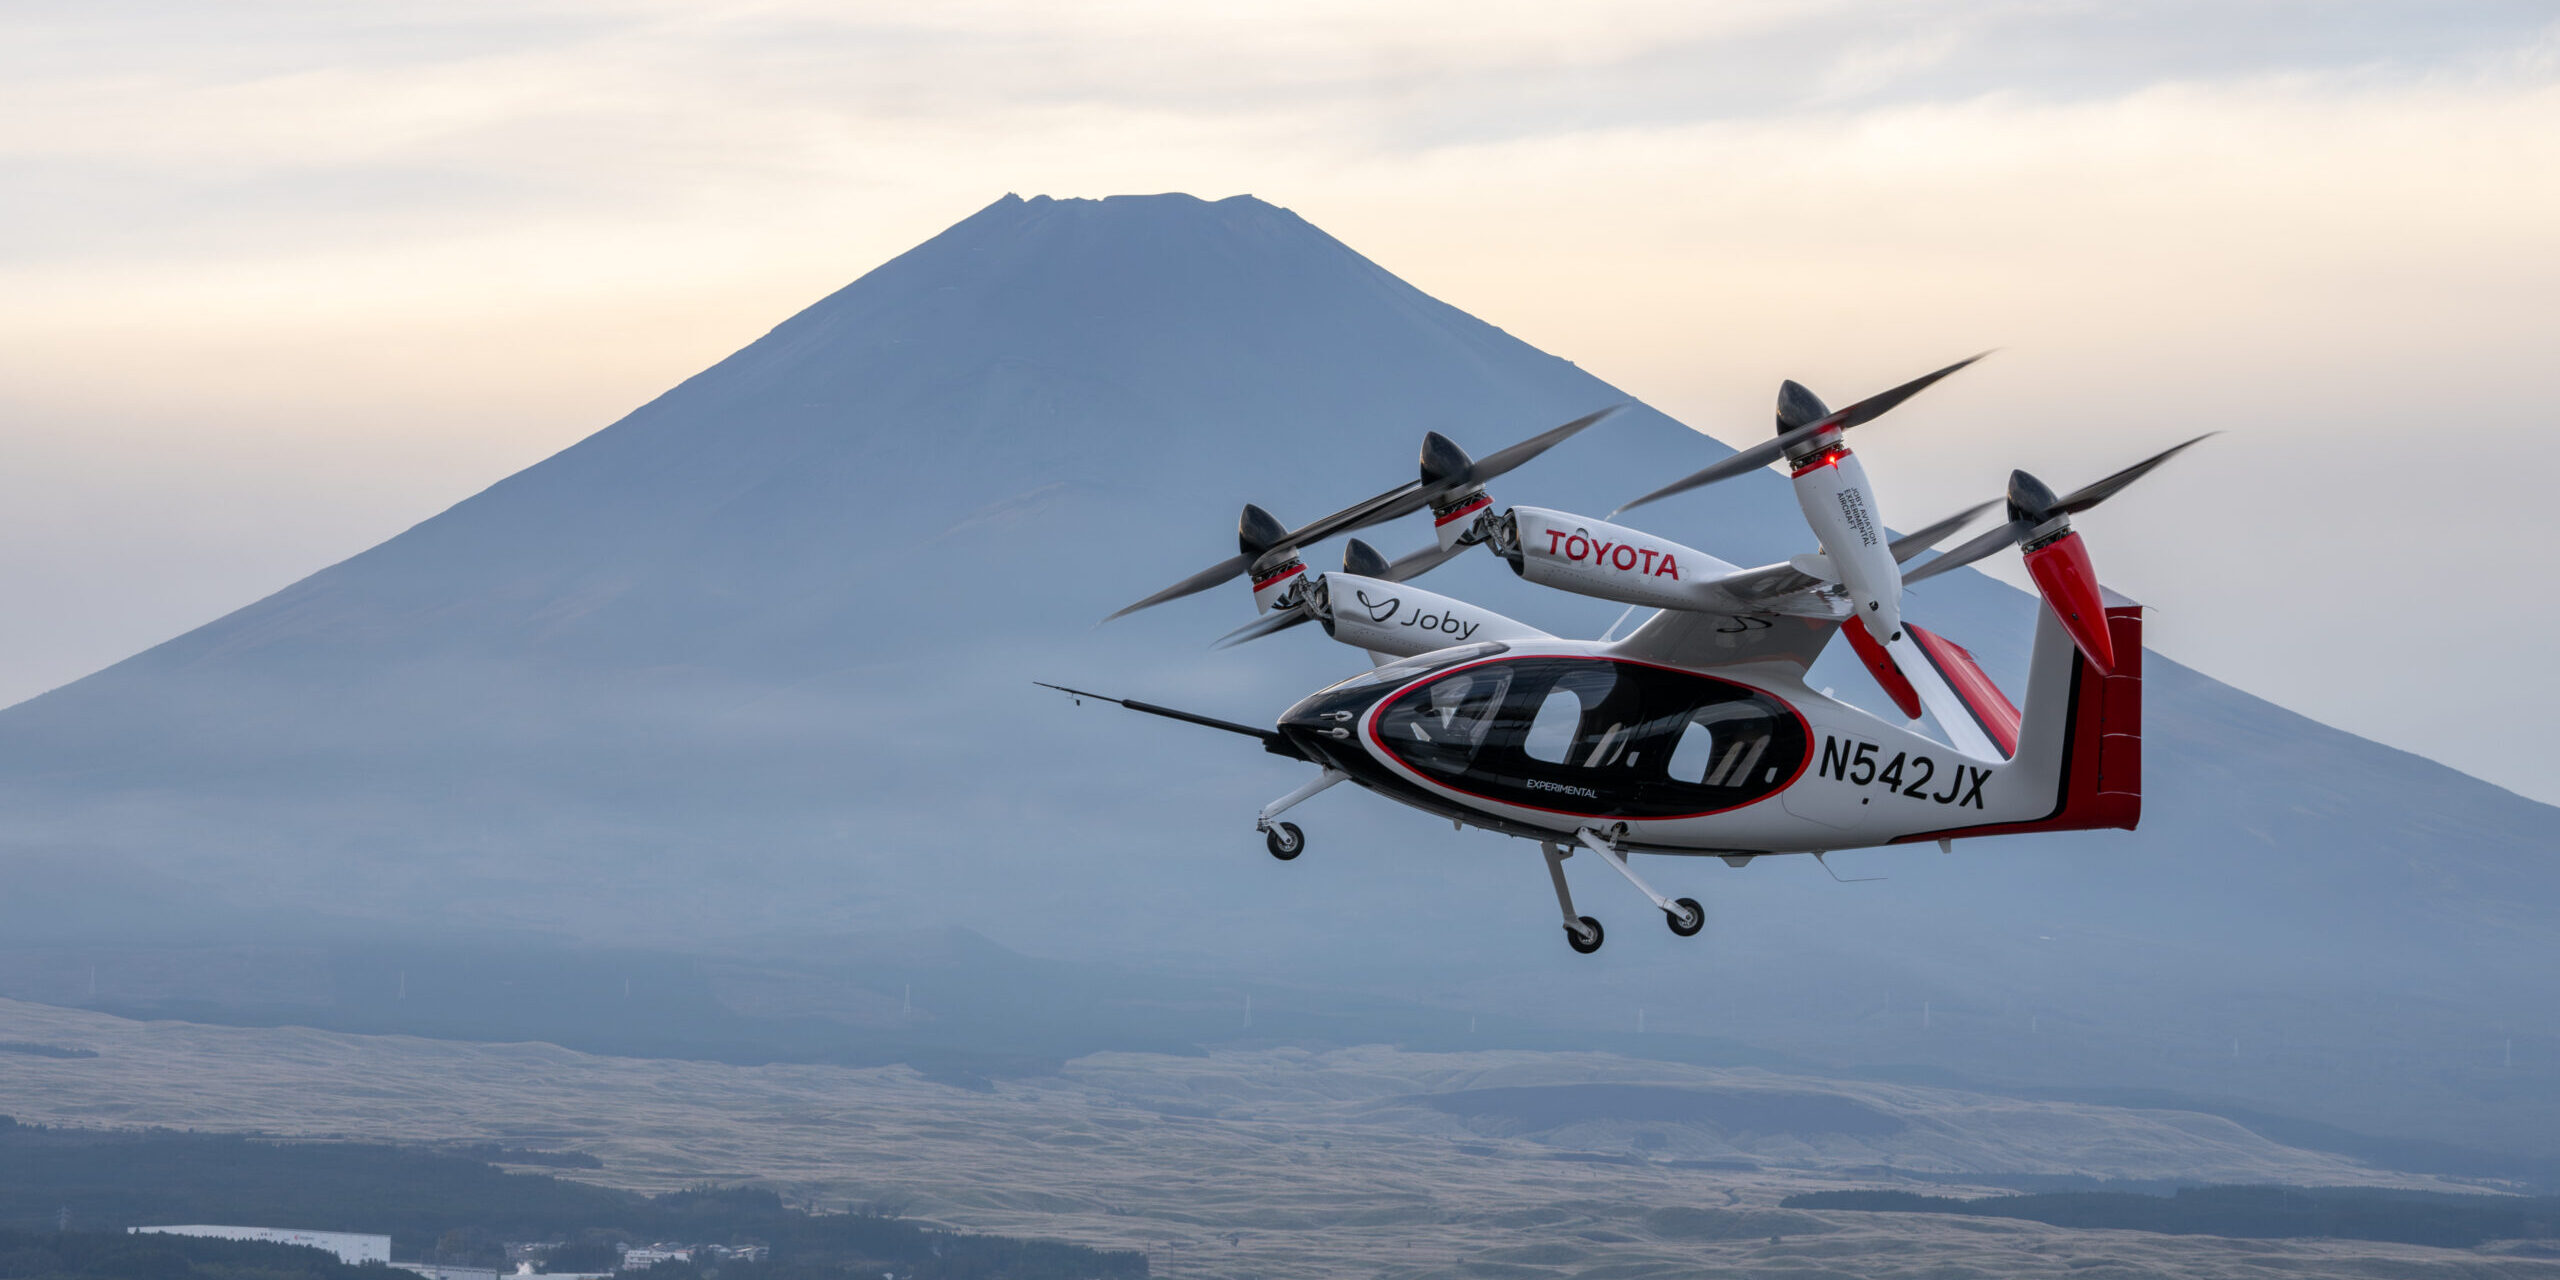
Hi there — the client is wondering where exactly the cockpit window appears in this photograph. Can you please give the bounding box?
[1388,665,1512,775]
[1373,657,1807,819]
[1521,668,1614,764]
[1664,703,1778,788]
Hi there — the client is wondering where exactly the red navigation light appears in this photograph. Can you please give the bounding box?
[1789,444,1851,478]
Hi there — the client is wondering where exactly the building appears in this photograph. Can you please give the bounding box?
[130,1226,391,1266]
[391,1266,499,1280]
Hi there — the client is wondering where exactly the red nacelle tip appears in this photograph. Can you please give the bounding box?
[2023,530,2115,675]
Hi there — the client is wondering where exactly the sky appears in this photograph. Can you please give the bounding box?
[1,0,2556,800]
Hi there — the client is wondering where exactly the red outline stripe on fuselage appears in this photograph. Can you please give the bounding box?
[1360,654,1815,823]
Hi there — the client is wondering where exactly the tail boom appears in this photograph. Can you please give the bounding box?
[1890,591,2140,843]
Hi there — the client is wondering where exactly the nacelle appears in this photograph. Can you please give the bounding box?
[1313,573,1549,658]
[1497,507,1739,611]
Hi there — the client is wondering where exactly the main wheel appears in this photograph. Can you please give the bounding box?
[1265,822,1304,861]
[1665,897,1705,937]
[1565,916,1605,954]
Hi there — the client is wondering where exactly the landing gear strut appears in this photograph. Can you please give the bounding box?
[1543,842,1606,954]
[1575,828,1709,942]
[1256,769,1343,862]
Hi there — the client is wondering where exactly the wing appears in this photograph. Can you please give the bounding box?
[1715,500,2003,602]
[1609,601,1844,671]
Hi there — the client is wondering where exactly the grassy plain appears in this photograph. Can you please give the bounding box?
[2,997,2552,1280]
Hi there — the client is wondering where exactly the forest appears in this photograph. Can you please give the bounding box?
[0,1119,1142,1280]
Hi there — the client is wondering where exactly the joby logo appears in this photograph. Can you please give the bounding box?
[1355,589,1402,623]
[1401,610,1481,642]
[1543,528,1681,579]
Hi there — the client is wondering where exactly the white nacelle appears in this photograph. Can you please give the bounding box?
[1430,486,1495,551]
[1250,556,1307,614]
[1790,450,1902,644]
[1314,573,1549,658]
[1506,507,1736,610]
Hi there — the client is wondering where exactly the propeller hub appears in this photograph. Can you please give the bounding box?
[2005,470,2061,525]
[1238,503,1289,556]
[1341,538,1391,578]
[1419,431,1474,486]
[1775,380,1831,434]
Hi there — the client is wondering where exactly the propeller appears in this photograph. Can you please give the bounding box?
[1211,536,1468,649]
[1901,433,2214,673]
[1902,434,2215,586]
[1107,405,1623,622]
[1612,354,1988,517]
[1889,500,2000,566]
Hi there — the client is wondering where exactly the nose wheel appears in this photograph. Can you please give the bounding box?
[1264,822,1304,860]
[1255,770,1342,863]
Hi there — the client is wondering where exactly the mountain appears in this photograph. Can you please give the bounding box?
[0,193,2551,1151]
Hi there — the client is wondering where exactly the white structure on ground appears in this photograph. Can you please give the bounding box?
[130,1226,391,1265]
[392,1266,498,1280]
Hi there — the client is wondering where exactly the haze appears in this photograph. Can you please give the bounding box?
[0,0,2555,809]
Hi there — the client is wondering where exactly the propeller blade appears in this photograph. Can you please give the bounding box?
[1216,534,1470,649]
[1887,499,1999,565]
[1456,404,1625,489]
[1381,539,1468,583]
[1806,351,1989,436]
[1211,608,1316,649]
[1111,489,1419,622]
[1612,436,1792,516]
[1331,404,1627,537]
[1274,481,1429,549]
[1902,518,2032,585]
[1112,408,1620,621]
[2055,432,2216,514]
[1615,353,1988,516]
[1105,551,1252,621]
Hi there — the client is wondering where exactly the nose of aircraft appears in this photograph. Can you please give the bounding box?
[1278,685,1383,759]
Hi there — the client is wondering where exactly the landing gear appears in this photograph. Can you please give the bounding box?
[1572,828,1710,943]
[1665,897,1705,937]
[1265,822,1304,861]
[1566,916,1605,954]
[1543,842,1604,954]
[1255,769,1343,864]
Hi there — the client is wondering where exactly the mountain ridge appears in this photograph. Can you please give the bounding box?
[0,191,2549,1148]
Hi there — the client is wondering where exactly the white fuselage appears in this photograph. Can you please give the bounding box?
[1281,614,2092,856]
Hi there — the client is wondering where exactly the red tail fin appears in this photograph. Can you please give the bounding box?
[1892,597,2140,842]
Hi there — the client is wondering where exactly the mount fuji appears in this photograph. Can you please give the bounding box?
[0,194,2552,1150]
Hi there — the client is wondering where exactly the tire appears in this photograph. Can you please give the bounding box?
[1265,822,1304,861]
[1666,897,1705,937]
[1565,916,1605,954]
